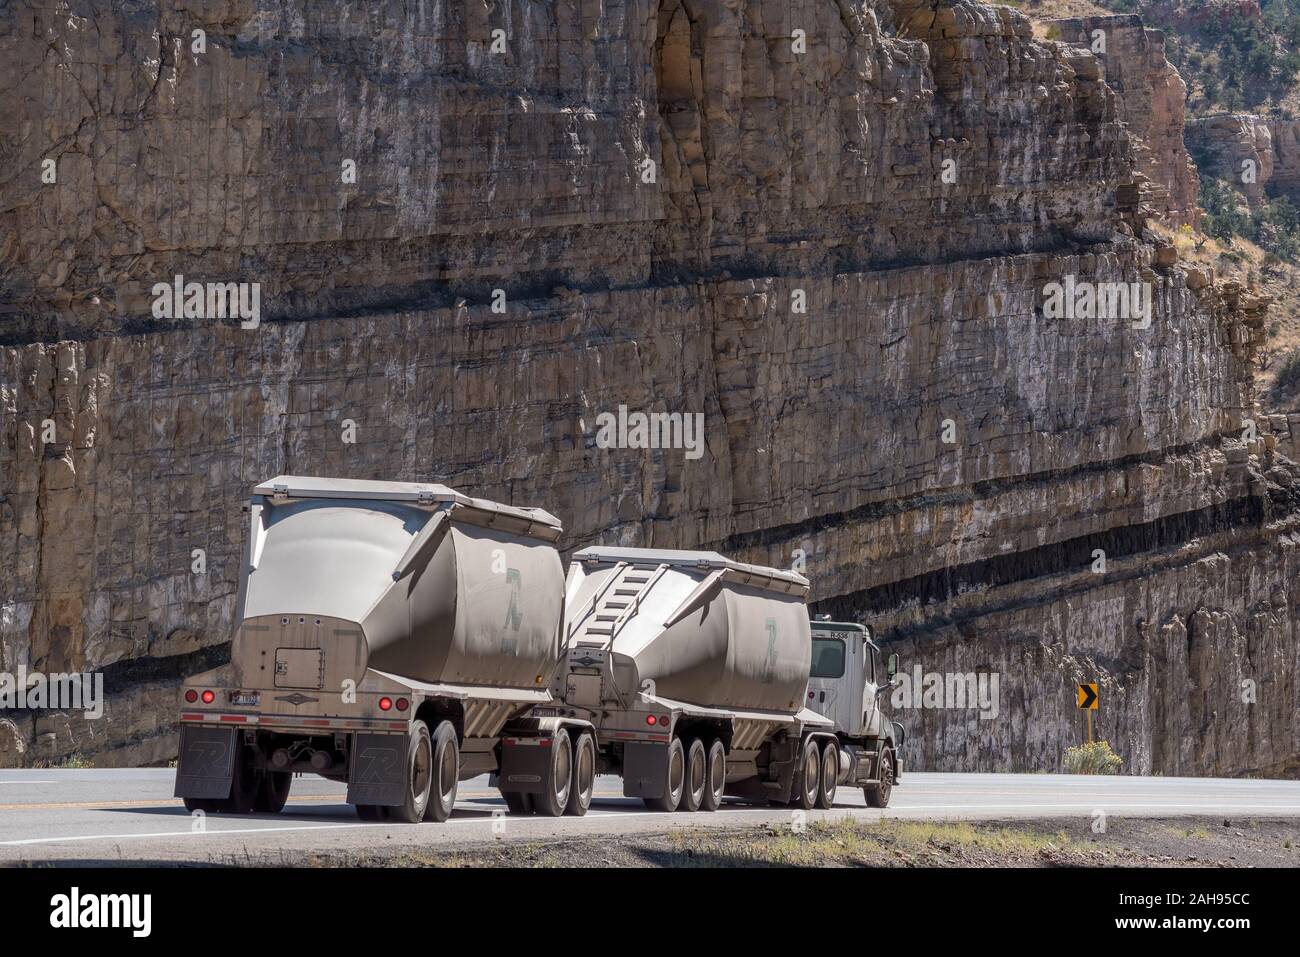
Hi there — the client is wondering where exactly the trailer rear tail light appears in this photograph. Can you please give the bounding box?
[379,697,393,711]
[645,715,657,725]
[201,690,215,704]
[660,715,669,726]
[185,690,198,703]
[395,697,409,712]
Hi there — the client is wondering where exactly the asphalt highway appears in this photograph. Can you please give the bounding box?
[1,769,1296,863]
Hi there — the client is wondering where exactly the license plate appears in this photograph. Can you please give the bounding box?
[230,691,260,707]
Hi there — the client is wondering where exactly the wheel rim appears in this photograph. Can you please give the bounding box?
[435,735,456,804]
[578,740,595,801]
[412,734,433,810]
[709,747,725,798]
[554,737,572,806]
[689,748,705,797]
[804,748,819,802]
[822,749,836,798]
[669,745,684,799]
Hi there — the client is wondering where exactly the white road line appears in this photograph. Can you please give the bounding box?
[0,781,57,786]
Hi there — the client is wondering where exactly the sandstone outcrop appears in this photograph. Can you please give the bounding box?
[1186,113,1277,205]
[1042,14,1201,227]
[1,1,1297,776]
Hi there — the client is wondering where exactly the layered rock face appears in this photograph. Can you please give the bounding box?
[2,1,1297,775]
[1042,15,1201,227]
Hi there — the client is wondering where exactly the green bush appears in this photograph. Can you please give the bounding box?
[1063,740,1123,775]
[1276,350,1300,398]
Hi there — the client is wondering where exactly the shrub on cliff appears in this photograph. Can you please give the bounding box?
[1062,740,1123,775]
[1276,350,1300,398]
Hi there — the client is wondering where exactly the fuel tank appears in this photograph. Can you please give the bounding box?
[229,476,564,692]
[563,547,811,715]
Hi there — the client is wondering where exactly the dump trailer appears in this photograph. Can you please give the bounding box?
[807,618,905,807]
[174,476,597,823]
[539,546,848,812]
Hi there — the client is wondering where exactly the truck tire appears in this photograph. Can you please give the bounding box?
[643,737,685,812]
[864,749,894,808]
[226,742,261,814]
[534,728,573,817]
[816,741,838,810]
[566,732,596,816]
[794,737,820,810]
[702,739,726,812]
[681,738,706,812]
[389,719,435,824]
[423,720,460,823]
[256,770,292,814]
[503,791,534,815]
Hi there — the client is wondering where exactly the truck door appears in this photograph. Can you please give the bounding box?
[807,633,849,730]
[861,643,884,738]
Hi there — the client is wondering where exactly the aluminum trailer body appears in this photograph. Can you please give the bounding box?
[548,546,843,812]
[174,476,594,822]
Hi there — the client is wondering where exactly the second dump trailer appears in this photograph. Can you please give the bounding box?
[522,546,847,812]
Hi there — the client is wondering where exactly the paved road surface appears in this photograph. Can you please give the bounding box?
[1,769,1297,863]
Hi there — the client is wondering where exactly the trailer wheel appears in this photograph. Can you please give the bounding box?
[794,737,820,810]
[816,741,838,810]
[643,737,685,812]
[503,791,534,815]
[256,770,293,814]
[423,720,460,823]
[864,750,894,809]
[681,738,706,812]
[535,728,573,817]
[387,719,435,824]
[702,739,726,812]
[565,732,596,816]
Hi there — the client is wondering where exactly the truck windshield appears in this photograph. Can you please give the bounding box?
[810,637,845,678]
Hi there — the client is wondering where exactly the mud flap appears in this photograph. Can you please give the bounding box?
[497,737,551,795]
[621,741,668,798]
[174,725,237,800]
[347,733,406,807]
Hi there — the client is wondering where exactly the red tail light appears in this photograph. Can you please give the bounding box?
[201,690,215,704]
[379,697,393,711]
[185,690,198,703]
[395,697,409,712]
[645,714,657,725]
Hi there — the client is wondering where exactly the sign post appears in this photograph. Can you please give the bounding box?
[1077,682,1099,743]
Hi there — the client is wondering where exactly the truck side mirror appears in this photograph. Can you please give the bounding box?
[887,653,899,679]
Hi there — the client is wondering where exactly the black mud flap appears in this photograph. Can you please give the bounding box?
[174,725,236,800]
[347,733,406,807]
[621,741,668,799]
[497,738,551,795]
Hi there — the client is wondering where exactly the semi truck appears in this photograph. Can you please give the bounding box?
[174,477,903,822]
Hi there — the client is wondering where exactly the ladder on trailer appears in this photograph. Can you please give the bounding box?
[568,563,670,646]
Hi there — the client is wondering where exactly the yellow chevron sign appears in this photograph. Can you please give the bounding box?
[1077,683,1099,710]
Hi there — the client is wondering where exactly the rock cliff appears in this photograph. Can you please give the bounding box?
[1,0,1297,776]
